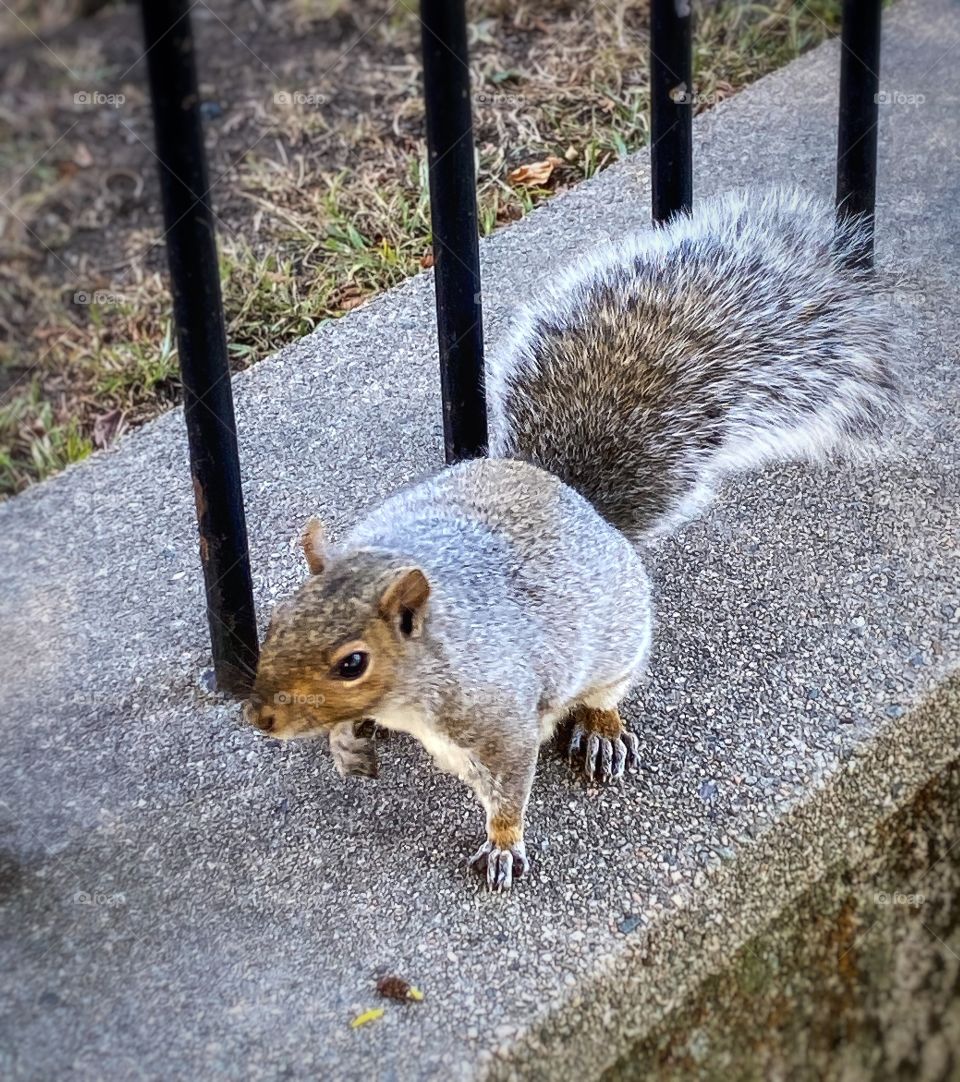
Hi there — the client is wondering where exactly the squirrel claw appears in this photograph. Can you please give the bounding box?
[569,723,639,783]
[329,721,380,779]
[469,839,529,892]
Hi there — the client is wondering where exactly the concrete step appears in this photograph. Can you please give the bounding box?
[1,0,958,1078]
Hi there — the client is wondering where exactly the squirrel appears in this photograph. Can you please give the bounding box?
[243,188,902,891]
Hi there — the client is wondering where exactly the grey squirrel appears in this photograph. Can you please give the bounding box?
[243,188,901,891]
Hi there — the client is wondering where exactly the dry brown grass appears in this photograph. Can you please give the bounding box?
[0,0,843,496]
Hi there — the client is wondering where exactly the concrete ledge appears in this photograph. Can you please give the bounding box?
[606,734,960,1080]
[1,0,958,1078]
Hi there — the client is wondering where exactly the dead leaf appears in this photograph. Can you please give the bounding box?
[376,974,424,1003]
[508,155,563,188]
[332,283,364,311]
[496,203,523,225]
[92,408,125,449]
[420,251,434,269]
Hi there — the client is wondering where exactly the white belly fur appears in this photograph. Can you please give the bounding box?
[373,705,478,782]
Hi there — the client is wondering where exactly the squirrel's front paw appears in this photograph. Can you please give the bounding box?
[469,839,529,892]
[329,720,379,779]
[568,707,639,783]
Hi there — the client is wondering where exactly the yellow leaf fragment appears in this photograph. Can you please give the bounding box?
[350,1008,385,1029]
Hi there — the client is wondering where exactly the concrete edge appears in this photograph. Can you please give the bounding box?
[491,676,960,1079]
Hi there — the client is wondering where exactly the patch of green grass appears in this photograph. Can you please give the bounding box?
[92,319,180,403]
[218,157,436,357]
[0,381,93,494]
[696,0,843,88]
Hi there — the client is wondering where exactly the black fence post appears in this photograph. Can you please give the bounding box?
[836,0,883,268]
[650,0,693,222]
[140,0,259,695]
[420,0,487,464]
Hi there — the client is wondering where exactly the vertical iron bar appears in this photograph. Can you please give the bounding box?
[420,0,487,463]
[140,0,259,695]
[650,0,693,222]
[836,0,883,268]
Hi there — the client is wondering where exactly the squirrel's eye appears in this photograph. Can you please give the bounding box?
[335,651,369,680]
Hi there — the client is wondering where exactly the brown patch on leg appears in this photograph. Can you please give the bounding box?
[488,810,523,851]
[570,705,624,740]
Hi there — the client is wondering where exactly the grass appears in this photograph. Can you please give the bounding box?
[0,381,93,494]
[0,0,844,497]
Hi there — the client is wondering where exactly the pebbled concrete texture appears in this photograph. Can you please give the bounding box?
[606,754,960,1081]
[1,0,958,1078]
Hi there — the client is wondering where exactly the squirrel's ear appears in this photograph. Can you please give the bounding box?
[300,517,327,575]
[378,567,430,638]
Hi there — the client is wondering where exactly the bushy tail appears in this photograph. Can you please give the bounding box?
[487,188,904,541]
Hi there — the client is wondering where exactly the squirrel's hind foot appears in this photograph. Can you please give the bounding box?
[469,838,529,892]
[567,706,639,783]
[469,806,530,891]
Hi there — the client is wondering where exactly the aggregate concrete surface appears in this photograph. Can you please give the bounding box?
[1,1,958,1078]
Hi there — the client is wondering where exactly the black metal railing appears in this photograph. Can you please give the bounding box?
[420,0,487,464]
[141,0,259,695]
[650,0,694,223]
[836,0,883,268]
[140,0,883,694]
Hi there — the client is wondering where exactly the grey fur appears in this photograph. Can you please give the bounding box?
[329,720,379,779]
[257,188,903,890]
[343,457,653,878]
[488,188,902,539]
